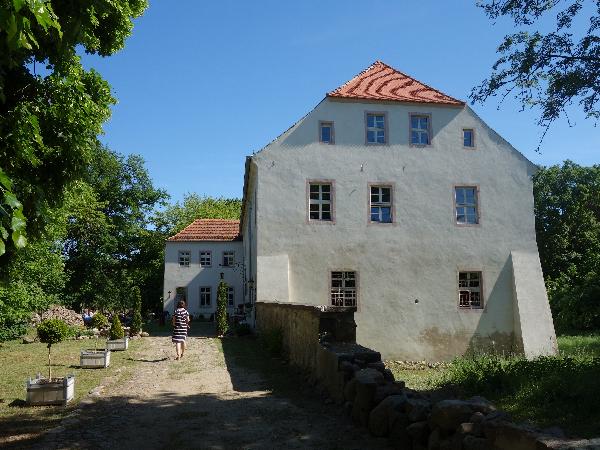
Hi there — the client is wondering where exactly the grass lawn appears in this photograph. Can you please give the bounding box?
[0,334,147,447]
[386,334,600,438]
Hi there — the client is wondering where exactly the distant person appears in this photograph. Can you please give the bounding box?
[171,300,190,360]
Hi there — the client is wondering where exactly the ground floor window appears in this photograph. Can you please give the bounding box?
[458,271,483,308]
[200,286,211,307]
[331,271,357,307]
[227,287,234,306]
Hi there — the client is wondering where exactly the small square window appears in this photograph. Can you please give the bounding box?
[331,271,357,307]
[178,251,190,267]
[463,129,474,148]
[455,186,479,225]
[410,114,431,145]
[319,121,334,144]
[370,185,393,223]
[366,113,387,144]
[200,286,211,307]
[199,251,212,267]
[458,272,483,309]
[223,251,235,267]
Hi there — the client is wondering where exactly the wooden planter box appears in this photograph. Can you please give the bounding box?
[80,349,111,368]
[106,336,128,351]
[26,374,75,406]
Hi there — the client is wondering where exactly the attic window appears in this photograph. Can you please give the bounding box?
[366,113,387,144]
[178,251,190,267]
[463,129,475,148]
[319,121,334,144]
[410,114,431,146]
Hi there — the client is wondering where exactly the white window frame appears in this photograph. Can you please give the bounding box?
[178,250,190,267]
[319,121,335,145]
[199,286,211,307]
[463,128,475,148]
[330,271,357,307]
[308,182,334,222]
[365,112,387,145]
[454,186,479,225]
[227,286,234,307]
[410,113,431,146]
[222,251,235,267]
[199,251,212,267]
[369,184,393,223]
[458,271,483,309]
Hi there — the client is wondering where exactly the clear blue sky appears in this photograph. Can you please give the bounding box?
[81,0,598,202]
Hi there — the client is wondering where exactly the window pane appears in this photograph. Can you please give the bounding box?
[310,204,319,212]
[455,188,465,204]
[367,130,375,143]
[321,184,330,193]
[411,116,419,129]
[310,184,319,193]
[419,117,428,129]
[375,116,384,128]
[411,131,420,144]
[367,115,375,128]
[371,207,380,221]
[381,207,392,222]
[464,130,473,147]
[420,132,429,145]
[381,188,390,203]
[310,211,319,219]
[321,192,330,201]
[321,126,331,142]
[322,211,331,220]
[321,203,330,212]
[371,193,379,203]
[377,131,385,143]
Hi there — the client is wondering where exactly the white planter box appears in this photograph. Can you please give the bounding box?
[26,374,75,406]
[80,349,111,368]
[106,337,128,351]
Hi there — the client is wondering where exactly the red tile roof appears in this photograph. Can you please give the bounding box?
[167,219,241,242]
[327,61,464,106]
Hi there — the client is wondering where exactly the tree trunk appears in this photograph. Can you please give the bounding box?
[48,346,51,380]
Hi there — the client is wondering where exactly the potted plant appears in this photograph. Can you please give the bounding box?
[90,312,109,331]
[26,319,75,406]
[80,334,111,368]
[106,314,128,351]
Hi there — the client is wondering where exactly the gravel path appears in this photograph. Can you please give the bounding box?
[36,333,390,449]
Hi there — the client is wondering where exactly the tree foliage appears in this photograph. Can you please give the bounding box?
[216,280,229,337]
[472,0,600,142]
[534,161,600,331]
[0,0,147,260]
[37,318,70,378]
[130,285,143,335]
[109,314,124,340]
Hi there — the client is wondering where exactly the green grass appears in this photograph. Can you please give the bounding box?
[0,335,147,446]
[387,334,600,438]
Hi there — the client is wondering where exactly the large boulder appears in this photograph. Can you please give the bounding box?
[429,400,476,432]
[368,394,407,437]
[405,398,431,423]
[344,378,358,402]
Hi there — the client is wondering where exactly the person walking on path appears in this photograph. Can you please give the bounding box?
[172,300,190,360]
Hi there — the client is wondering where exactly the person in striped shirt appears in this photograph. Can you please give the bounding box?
[171,300,190,360]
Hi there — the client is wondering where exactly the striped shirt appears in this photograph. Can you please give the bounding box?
[172,308,189,343]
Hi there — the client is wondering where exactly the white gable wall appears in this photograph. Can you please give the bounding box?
[163,240,244,317]
[247,97,556,360]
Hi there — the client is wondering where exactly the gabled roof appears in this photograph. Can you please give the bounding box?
[167,219,241,242]
[327,61,464,106]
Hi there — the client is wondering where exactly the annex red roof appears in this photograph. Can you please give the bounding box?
[327,61,464,106]
[167,219,241,242]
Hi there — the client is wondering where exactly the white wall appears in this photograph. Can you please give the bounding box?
[247,97,556,360]
[163,240,244,317]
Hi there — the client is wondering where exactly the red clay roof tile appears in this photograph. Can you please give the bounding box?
[167,219,241,242]
[327,61,464,106]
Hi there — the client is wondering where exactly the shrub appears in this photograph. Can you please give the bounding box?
[37,319,70,379]
[260,327,283,356]
[90,312,109,329]
[130,286,143,335]
[216,280,228,336]
[235,323,252,336]
[109,315,125,340]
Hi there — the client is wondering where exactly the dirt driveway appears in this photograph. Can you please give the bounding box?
[35,327,390,449]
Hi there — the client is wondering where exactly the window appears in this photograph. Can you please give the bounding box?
[455,186,479,225]
[178,251,190,267]
[199,286,211,307]
[199,251,212,267]
[458,272,483,308]
[366,113,386,144]
[410,114,431,145]
[222,251,234,267]
[319,121,334,144]
[463,129,474,148]
[227,287,234,307]
[370,185,392,223]
[331,271,357,307]
[309,182,333,221]
[175,287,187,303]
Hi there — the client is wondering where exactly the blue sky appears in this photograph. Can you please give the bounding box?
[81,0,598,202]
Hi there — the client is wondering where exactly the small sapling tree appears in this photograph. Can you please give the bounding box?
[37,319,70,380]
[109,315,125,340]
[91,313,109,330]
[130,286,143,336]
[216,280,229,337]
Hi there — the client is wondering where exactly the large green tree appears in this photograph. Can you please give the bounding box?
[0,0,147,259]
[534,161,600,331]
[472,0,599,141]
